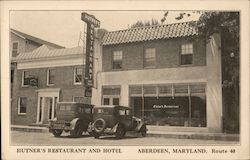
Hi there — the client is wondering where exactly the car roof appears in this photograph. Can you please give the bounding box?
[57,102,93,107]
[93,105,131,110]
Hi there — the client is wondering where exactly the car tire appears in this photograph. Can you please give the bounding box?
[115,124,125,139]
[70,121,83,138]
[140,124,147,137]
[93,118,106,133]
[93,131,100,139]
[51,129,63,137]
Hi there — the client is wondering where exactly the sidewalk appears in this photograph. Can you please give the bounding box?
[11,125,239,141]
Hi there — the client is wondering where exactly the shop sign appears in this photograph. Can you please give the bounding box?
[81,12,100,28]
[152,105,179,109]
[81,12,100,95]
[85,87,92,97]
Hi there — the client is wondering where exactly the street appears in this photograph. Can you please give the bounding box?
[11,131,238,145]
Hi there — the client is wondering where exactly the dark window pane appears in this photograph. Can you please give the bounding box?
[19,97,27,113]
[181,54,193,65]
[144,97,189,126]
[48,98,53,119]
[11,70,14,83]
[48,69,55,84]
[113,98,119,105]
[113,61,122,69]
[103,98,109,105]
[191,95,206,127]
[12,42,18,57]
[130,97,143,118]
[54,97,57,118]
[75,67,83,83]
[23,71,30,85]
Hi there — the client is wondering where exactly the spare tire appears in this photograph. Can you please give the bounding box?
[93,118,106,133]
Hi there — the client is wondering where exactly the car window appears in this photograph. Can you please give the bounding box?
[119,110,126,115]
[78,107,92,114]
[59,105,72,111]
[126,109,131,115]
[95,108,109,114]
[118,109,131,115]
[85,108,92,114]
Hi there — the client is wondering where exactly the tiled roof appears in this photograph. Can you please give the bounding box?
[16,45,83,61]
[11,29,65,49]
[102,21,198,45]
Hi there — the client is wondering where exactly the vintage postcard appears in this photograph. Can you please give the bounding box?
[1,0,249,160]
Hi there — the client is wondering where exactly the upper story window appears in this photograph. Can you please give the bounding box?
[22,71,30,87]
[47,69,55,86]
[12,42,19,57]
[181,43,193,65]
[112,51,122,69]
[18,97,27,115]
[74,66,83,85]
[144,48,156,68]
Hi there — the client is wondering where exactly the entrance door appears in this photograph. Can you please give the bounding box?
[36,88,60,124]
[36,96,58,124]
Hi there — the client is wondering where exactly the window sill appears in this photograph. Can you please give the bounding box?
[112,69,123,71]
[180,64,193,67]
[74,83,82,85]
[143,66,156,69]
[47,84,55,87]
[18,113,26,116]
[22,85,29,88]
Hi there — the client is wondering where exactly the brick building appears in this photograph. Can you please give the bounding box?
[12,45,89,125]
[10,29,64,100]
[92,21,223,133]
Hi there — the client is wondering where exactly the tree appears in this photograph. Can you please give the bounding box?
[130,18,159,28]
[170,11,240,133]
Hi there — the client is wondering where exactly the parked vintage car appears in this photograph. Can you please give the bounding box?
[90,105,147,139]
[48,102,93,137]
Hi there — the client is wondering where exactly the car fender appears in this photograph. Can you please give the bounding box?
[70,118,80,130]
[135,121,146,132]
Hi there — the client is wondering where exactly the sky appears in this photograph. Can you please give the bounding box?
[10,11,201,48]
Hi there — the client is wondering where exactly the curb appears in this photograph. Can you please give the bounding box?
[11,126,239,141]
[147,132,239,141]
[11,126,49,133]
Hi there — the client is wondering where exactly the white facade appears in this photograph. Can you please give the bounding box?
[92,34,222,133]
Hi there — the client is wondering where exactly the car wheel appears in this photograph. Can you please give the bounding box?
[140,124,147,137]
[93,118,106,133]
[51,129,63,137]
[115,124,125,139]
[70,122,83,138]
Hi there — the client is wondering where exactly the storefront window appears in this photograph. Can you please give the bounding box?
[129,83,206,127]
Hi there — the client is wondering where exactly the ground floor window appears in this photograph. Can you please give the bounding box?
[73,96,85,103]
[18,97,27,115]
[129,83,206,127]
[102,86,120,105]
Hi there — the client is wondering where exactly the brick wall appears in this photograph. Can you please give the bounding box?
[102,36,206,71]
[12,65,86,125]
